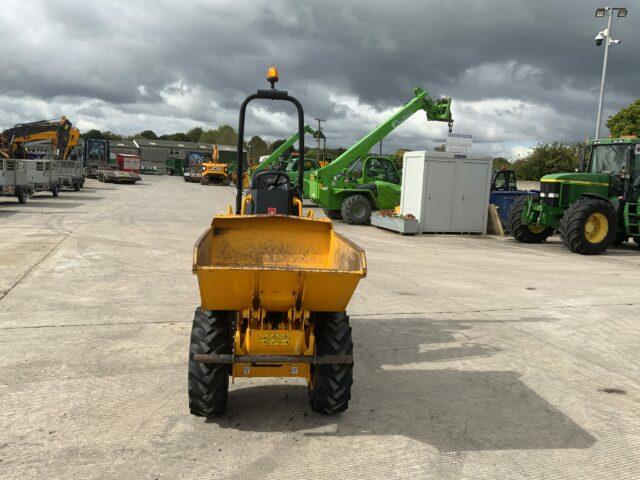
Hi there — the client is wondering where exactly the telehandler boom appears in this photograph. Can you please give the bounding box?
[308,87,452,224]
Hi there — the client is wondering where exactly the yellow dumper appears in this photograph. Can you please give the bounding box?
[189,69,366,416]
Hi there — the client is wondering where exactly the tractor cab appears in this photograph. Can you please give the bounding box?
[491,169,518,191]
[585,138,639,200]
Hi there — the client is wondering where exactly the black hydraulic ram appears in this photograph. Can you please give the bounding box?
[193,354,354,365]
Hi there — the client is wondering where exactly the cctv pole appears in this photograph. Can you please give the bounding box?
[594,9,614,139]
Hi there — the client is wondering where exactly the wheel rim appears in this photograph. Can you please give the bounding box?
[353,203,365,218]
[527,224,546,234]
[584,213,608,244]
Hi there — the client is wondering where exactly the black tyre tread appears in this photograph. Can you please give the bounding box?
[188,308,232,417]
[559,197,617,255]
[17,187,28,204]
[308,312,353,414]
[509,195,553,243]
[323,209,343,220]
[341,194,372,225]
[73,182,80,191]
[51,184,59,197]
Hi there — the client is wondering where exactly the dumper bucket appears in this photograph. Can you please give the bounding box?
[193,215,367,312]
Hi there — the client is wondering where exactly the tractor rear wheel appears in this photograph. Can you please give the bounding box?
[509,195,553,243]
[560,197,617,255]
[308,312,353,414]
[188,308,233,417]
[341,195,372,225]
[323,209,342,220]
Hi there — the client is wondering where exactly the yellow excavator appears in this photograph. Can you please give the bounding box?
[200,145,230,186]
[0,117,80,160]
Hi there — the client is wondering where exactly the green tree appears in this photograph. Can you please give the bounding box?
[270,139,287,153]
[136,130,158,140]
[198,125,238,146]
[247,135,269,162]
[492,157,510,170]
[81,129,105,140]
[606,99,640,137]
[513,143,579,180]
[186,127,204,143]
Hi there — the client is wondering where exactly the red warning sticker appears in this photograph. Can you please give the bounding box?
[268,207,277,215]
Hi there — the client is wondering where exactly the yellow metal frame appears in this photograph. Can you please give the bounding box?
[192,207,366,380]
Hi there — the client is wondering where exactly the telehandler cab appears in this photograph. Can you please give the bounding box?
[188,68,367,416]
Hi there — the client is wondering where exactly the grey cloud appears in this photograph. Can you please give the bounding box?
[0,0,636,157]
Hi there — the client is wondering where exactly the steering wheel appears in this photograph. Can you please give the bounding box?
[265,173,289,190]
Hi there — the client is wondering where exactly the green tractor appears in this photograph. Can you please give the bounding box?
[510,137,640,254]
[308,87,453,224]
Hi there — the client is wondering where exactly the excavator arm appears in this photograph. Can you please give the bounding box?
[314,88,452,179]
[1,117,80,160]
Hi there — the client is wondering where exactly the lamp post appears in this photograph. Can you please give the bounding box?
[593,6,627,139]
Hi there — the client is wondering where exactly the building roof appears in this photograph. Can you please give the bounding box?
[133,138,244,152]
[108,140,137,149]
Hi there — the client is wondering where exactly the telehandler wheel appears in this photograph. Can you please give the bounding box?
[341,195,372,225]
[188,308,233,417]
[200,177,210,186]
[509,195,553,243]
[323,209,342,220]
[308,312,353,414]
[560,197,617,255]
[223,177,231,186]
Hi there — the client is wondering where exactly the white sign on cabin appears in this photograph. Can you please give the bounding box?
[445,133,473,154]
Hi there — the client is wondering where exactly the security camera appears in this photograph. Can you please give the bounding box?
[595,31,605,46]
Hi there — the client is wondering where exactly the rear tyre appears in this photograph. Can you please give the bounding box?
[188,308,233,417]
[51,184,59,197]
[16,187,28,204]
[308,312,353,414]
[73,182,80,192]
[323,209,342,220]
[341,195,372,225]
[509,195,553,243]
[560,197,617,255]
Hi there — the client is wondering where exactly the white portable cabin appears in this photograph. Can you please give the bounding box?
[400,151,492,234]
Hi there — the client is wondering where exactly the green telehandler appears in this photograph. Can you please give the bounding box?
[308,87,453,224]
[510,137,640,254]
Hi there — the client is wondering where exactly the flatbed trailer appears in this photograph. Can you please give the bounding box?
[25,159,60,197]
[57,160,85,191]
[1,159,30,203]
[97,168,141,184]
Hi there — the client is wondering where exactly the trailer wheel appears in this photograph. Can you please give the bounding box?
[16,187,28,204]
[188,308,233,417]
[560,197,617,255]
[323,209,342,220]
[341,195,372,225]
[51,184,59,197]
[308,312,353,414]
[509,195,553,243]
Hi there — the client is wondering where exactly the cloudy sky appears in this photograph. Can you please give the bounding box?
[0,0,637,158]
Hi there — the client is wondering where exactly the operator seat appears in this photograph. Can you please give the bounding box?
[248,170,299,215]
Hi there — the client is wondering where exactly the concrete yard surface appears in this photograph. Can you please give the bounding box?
[1,176,639,479]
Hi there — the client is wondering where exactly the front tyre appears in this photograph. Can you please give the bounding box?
[188,308,233,417]
[560,197,617,255]
[341,195,372,225]
[509,195,553,243]
[308,312,353,414]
